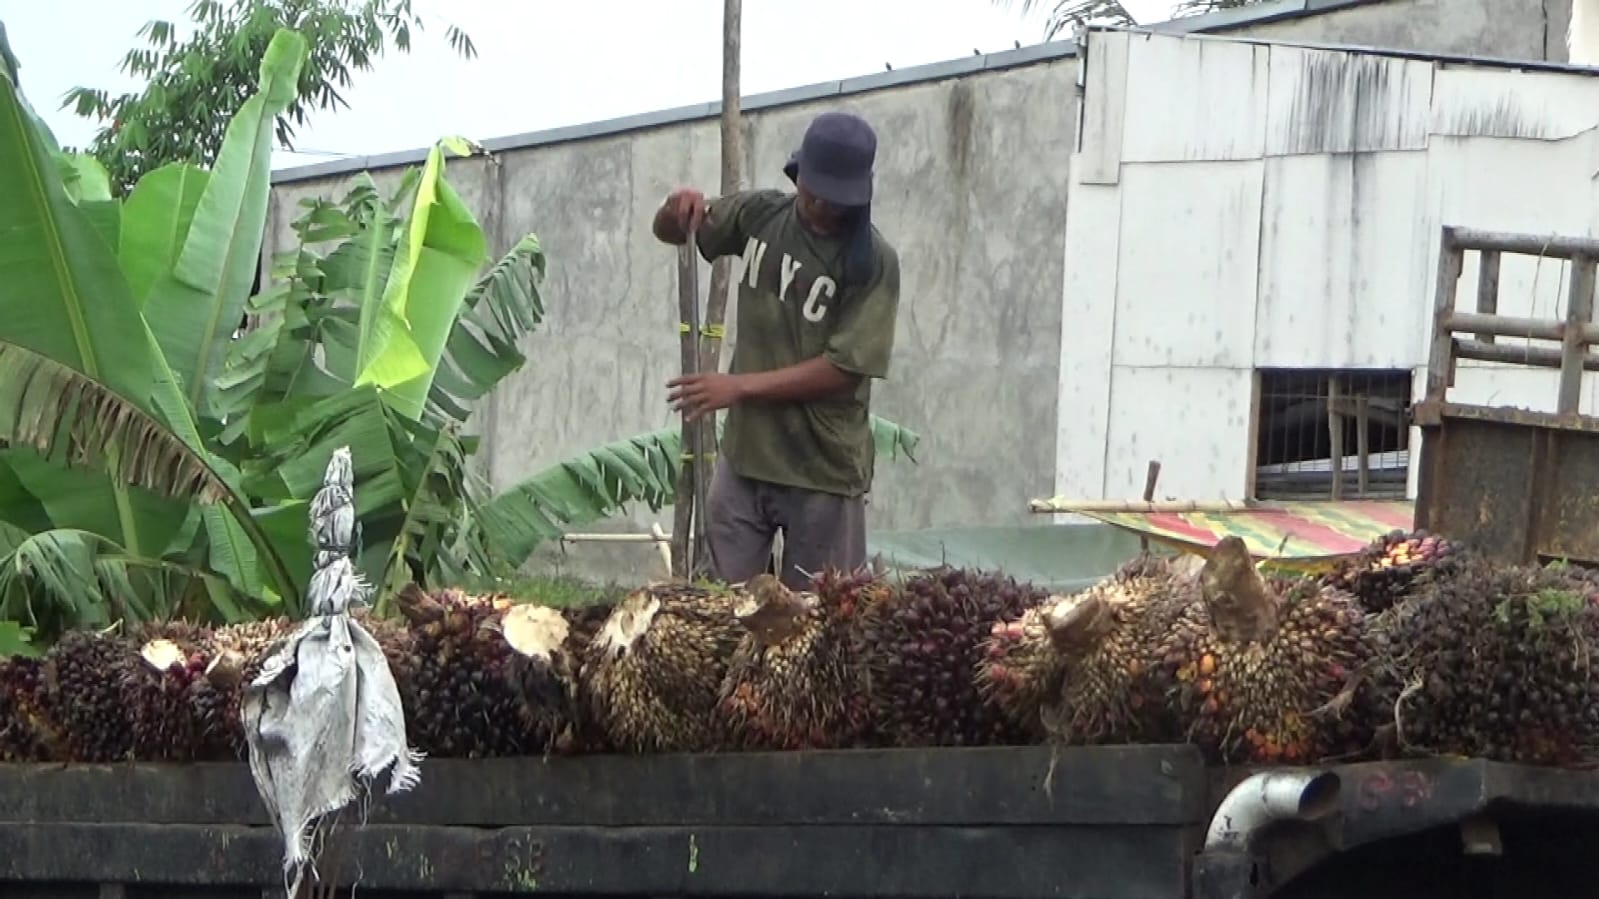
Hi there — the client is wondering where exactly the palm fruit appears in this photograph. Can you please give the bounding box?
[394,585,580,757]
[1367,557,1599,766]
[715,572,877,751]
[976,603,1071,741]
[1035,555,1202,747]
[39,629,138,763]
[1323,528,1467,613]
[500,601,581,753]
[856,567,1049,747]
[1154,537,1371,764]
[0,655,63,762]
[119,621,218,762]
[579,582,744,754]
[194,616,298,759]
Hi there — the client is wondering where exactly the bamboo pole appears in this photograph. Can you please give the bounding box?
[1029,498,1263,514]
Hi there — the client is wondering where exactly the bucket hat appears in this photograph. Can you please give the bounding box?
[781,111,876,207]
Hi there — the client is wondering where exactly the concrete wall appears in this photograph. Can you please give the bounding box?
[266,0,1571,583]
[1056,27,1599,511]
[1204,0,1573,62]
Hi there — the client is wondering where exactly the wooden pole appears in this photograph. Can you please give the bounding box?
[684,0,743,582]
[671,240,700,580]
[699,2,743,412]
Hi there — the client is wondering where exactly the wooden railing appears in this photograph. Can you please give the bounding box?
[1427,227,1599,416]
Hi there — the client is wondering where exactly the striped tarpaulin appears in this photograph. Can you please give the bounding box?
[1081,501,1416,572]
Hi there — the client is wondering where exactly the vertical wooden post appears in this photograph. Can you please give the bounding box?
[1327,375,1345,501]
[1355,395,1371,497]
[700,0,745,378]
[1559,254,1596,415]
[685,0,743,582]
[1426,227,1463,404]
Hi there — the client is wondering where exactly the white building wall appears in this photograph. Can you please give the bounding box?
[1058,28,1599,506]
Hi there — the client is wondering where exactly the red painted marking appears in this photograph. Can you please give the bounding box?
[1143,512,1224,545]
[1254,512,1370,555]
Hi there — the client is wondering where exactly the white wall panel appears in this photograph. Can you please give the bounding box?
[1055,167,1122,505]
[1120,36,1270,163]
[1112,160,1264,369]
[1264,46,1432,156]
[1102,366,1255,501]
[1431,68,1599,140]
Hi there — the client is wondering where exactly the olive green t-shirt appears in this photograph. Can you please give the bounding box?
[696,189,900,498]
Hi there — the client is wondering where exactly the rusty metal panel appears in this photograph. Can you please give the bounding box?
[1416,417,1536,564]
[1417,413,1599,565]
[1532,429,1599,564]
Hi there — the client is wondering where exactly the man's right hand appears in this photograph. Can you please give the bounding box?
[654,187,708,245]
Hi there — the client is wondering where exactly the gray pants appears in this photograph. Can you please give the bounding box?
[707,458,867,590]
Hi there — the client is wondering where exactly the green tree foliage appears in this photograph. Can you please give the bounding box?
[1002,0,1269,38]
[61,0,476,195]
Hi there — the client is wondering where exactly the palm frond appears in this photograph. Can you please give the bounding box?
[992,0,1135,38]
[1,340,230,503]
[0,340,297,613]
[426,233,547,423]
[477,414,921,567]
[0,524,253,639]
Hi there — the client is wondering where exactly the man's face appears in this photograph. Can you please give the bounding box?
[795,181,850,237]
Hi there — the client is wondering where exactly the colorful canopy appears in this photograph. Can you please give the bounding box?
[1039,500,1415,572]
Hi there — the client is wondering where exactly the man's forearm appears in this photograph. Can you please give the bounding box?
[736,357,860,404]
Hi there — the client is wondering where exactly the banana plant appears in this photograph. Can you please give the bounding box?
[0,25,310,629]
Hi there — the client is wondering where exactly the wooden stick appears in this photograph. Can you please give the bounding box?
[1139,460,1161,552]
[672,239,702,580]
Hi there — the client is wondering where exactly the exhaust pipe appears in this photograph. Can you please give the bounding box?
[1205,770,1343,852]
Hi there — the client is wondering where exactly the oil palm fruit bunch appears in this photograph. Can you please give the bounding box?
[193,616,298,758]
[1323,529,1467,613]
[0,655,62,761]
[1154,537,1372,764]
[119,621,218,761]
[499,601,583,754]
[579,582,744,754]
[394,584,562,758]
[856,567,1048,747]
[716,572,876,751]
[976,602,1071,740]
[39,628,138,763]
[1368,557,1599,766]
[1035,555,1201,747]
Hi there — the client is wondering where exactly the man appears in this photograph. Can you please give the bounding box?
[651,110,900,590]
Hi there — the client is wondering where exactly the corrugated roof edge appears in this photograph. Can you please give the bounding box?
[267,0,1388,185]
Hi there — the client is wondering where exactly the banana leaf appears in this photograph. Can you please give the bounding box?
[141,28,308,417]
[354,136,490,420]
[477,414,921,566]
[119,162,211,305]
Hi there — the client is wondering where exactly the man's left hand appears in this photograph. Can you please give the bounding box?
[667,372,746,421]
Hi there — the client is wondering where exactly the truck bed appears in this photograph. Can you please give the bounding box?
[5,745,1599,899]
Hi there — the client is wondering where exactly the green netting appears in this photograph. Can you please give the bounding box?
[866,522,1160,593]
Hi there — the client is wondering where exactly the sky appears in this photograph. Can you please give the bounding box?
[2,0,1185,170]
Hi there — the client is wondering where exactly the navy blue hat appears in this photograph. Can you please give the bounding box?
[782,112,876,207]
